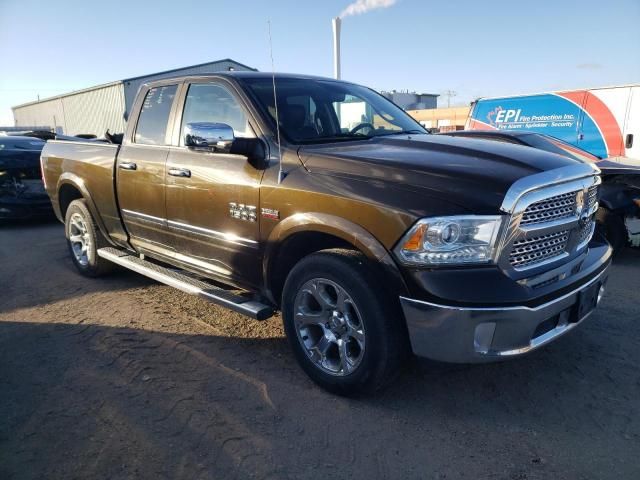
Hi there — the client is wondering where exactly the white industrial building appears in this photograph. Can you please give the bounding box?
[381,90,439,110]
[11,58,256,137]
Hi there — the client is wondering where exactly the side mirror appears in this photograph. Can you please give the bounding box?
[184,122,235,152]
[230,138,268,169]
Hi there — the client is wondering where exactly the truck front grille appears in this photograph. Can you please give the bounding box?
[520,191,576,226]
[509,230,570,268]
[586,184,599,209]
[506,183,599,271]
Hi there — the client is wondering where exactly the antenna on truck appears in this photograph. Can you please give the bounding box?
[268,20,284,184]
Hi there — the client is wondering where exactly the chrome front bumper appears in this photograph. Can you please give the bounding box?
[400,267,609,363]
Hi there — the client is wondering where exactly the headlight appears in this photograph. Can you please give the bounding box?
[394,216,503,265]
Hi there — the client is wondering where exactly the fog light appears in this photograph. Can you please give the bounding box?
[597,284,606,304]
[474,322,496,354]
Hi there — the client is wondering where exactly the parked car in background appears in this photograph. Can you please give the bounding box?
[440,130,640,252]
[467,85,640,160]
[15,130,56,141]
[0,136,52,221]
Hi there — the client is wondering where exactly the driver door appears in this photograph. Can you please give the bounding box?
[164,81,264,289]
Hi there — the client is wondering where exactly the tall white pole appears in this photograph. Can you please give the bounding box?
[332,17,341,80]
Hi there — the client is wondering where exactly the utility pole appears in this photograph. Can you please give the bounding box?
[443,90,457,108]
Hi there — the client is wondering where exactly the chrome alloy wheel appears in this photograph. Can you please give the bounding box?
[293,278,366,376]
[68,212,92,266]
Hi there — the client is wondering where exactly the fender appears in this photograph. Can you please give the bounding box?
[56,172,116,246]
[262,212,408,302]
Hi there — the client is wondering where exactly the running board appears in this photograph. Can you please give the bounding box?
[97,247,274,320]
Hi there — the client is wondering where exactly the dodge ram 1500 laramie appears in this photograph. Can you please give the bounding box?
[41,72,612,394]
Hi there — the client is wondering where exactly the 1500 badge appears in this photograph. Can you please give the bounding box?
[229,203,257,222]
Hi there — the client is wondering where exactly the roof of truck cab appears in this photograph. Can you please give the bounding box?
[142,71,359,87]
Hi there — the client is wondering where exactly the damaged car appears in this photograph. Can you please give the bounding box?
[0,136,52,220]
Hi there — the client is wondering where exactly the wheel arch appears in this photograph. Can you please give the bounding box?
[57,173,113,244]
[263,213,408,306]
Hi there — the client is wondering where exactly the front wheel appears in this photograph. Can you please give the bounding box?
[282,249,409,395]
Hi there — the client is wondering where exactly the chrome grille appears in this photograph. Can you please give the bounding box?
[577,185,599,247]
[586,185,599,209]
[509,230,570,268]
[520,191,576,226]
[500,165,600,273]
[577,222,595,246]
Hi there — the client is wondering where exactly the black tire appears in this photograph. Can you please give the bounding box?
[282,248,409,395]
[596,207,627,256]
[64,199,114,277]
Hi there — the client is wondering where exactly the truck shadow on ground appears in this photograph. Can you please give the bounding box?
[2,222,639,478]
[1,309,638,479]
[0,221,155,314]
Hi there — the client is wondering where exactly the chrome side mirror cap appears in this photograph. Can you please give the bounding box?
[184,122,234,152]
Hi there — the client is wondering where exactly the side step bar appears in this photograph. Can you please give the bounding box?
[97,247,274,320]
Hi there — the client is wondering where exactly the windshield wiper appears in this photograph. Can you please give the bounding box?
[375,129,425,137]
[298,134,372,144]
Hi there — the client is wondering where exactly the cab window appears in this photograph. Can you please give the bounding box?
[134,85,178,145]
[181,83,254,143]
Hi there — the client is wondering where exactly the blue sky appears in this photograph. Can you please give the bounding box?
[1,0,638,125]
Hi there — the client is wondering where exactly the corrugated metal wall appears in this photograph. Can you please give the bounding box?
[123,60,254,115]
[12,59,255,137]
[13,82,126,136]
[13,97,66,133]
[62,83,126,135]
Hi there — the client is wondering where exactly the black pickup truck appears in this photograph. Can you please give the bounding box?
[41,72,611,394]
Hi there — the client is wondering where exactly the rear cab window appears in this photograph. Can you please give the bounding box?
[134,85,178,145]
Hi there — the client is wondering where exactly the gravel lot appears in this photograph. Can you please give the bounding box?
[1,220,639,480]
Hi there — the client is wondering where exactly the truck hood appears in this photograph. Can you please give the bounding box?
[298,134,580,213]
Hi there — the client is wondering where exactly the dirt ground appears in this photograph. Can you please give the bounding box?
[1,220,639,480]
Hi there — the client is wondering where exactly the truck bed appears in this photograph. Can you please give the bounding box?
[41,140,126,241]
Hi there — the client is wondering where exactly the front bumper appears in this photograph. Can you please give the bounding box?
[400,265,609,363]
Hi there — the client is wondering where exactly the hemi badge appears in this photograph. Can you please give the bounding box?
[261,208,280,220]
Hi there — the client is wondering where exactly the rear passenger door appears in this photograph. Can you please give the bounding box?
[117,83,178,254]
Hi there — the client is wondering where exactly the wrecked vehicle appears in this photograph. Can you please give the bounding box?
[0,136,52,220]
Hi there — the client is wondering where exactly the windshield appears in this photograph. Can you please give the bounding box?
[241,77,426,144]
[525,134,601,163]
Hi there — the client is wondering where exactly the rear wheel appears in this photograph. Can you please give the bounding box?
[282,249,408,395]
[65,199,114,277]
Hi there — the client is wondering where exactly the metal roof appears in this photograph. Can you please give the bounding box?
[121,58,257,82]
[12,58,256,110]
[12,80,122,109]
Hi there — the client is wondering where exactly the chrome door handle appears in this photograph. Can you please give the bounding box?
[168,167,191,178]
[119,161,137,170]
